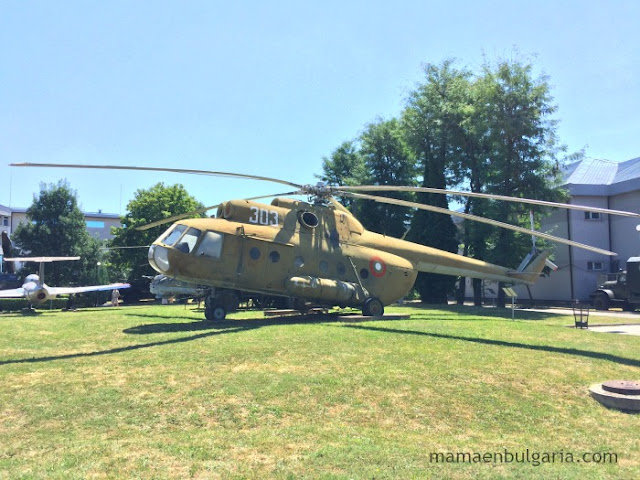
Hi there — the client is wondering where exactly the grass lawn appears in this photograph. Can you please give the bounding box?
[0,303,638,479]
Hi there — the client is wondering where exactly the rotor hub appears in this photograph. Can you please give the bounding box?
[301,182,334,203]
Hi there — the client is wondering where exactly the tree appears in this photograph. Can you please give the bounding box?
[318,140,367,210]
[12,180,103,287]
[358,118,416,238]
[402,60,471,303]
[319,125,416,239]
[108,183,204,299]
[474,60,566,306]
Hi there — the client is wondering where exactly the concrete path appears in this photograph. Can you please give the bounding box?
[586,324,640,336]
[517,306,640,336]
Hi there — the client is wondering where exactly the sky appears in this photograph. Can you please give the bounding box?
[1,0,639,216]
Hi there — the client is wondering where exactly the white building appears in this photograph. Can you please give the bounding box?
[0,206,121,254]
[514,157,640,302]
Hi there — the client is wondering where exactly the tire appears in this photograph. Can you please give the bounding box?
[205,304,226,321]
[592,294,610,311]
[363,297,384,317]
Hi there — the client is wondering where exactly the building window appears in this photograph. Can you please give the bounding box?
[587,261,604,271]
[584,212,601,220]
[2,217,8,226]
[86,220,105,228]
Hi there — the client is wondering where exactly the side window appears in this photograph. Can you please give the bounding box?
[195,231,224,259]
[176,228,202,254]
[161,225,187,246]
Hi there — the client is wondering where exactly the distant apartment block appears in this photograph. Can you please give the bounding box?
[0,205,121,245]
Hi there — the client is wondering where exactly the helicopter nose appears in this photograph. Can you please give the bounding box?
[149,245,171,273]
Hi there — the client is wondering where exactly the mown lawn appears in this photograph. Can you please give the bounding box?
[0,304,638,479]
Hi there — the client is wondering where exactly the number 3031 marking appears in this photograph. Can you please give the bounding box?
[249,207,279,226]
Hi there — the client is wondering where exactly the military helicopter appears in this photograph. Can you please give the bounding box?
[11,162,640,320]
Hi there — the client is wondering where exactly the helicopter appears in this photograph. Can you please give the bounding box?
[10,162,640,320]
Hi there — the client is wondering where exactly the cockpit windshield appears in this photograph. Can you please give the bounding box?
[155,225,224,259]
[175,228,202,254]
[159,225,187,246]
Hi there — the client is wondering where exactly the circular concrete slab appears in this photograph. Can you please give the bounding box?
[589,382,640,412]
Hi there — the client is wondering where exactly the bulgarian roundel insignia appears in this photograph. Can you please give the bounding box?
[369,256,387,277]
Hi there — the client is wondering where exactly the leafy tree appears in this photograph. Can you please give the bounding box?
[319,125,416,239]
[358,118,416,237]
[402,60,471,303]
[319,140,367,210]
[468,58,567,306]
[108,183,204,299]
[12,180,103,287]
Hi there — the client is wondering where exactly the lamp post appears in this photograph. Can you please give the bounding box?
[95,262,101,306]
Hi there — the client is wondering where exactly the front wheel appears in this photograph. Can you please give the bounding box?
[205,304,227,321]
[363,297,384,317]
[592,294,610,311]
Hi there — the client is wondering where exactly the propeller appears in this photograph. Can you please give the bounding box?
[11,161,638,255]
[332,185,640,219]
[10,162,304,190]
[339,191,617,256]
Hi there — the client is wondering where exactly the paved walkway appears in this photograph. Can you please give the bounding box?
[586,324,640,336]
[519,306,640,336]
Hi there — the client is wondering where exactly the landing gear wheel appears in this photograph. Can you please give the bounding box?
[363,297,384,317]
[592,294,610,311]
[205,304,226,321]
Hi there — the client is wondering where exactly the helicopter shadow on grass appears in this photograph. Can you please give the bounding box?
[0,326,251,367]
[121,312,355,335]
[340,324,640,368]
[405,304,556,322]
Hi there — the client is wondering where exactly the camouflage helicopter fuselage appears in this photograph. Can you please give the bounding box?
[148,197,547,318]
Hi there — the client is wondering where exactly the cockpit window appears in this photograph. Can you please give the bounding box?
[175,228,202,254]
[195,231,224,259]
[161,225,187,246]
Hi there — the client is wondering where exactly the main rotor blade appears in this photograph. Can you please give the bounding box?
[10,162,304,190]
[341,191,617,256]
[336,185,640,218]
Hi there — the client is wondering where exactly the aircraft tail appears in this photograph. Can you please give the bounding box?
[507,251,550,285]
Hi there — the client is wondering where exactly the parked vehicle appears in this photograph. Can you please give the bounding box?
[590,257,640,311]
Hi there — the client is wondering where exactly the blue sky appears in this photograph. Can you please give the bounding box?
[2,0,639,215]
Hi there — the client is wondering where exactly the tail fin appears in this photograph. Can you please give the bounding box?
[507,251,550,285]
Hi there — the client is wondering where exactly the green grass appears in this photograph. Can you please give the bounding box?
[0,304,638,479]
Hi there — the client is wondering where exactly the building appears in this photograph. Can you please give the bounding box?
[0,204,10,232]
[514,157,640,302]
[0,206,121,254]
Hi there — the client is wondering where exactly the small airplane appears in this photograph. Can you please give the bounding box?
[0,256,130,305]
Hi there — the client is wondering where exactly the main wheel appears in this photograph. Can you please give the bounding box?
[205,304,226,321]
[363,297,384,317]
[592,293,610,311]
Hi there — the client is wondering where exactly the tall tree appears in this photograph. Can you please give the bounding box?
[108,183,204,299]
[318,140,366,209]
[402,60,471,303]
[358,118,416,238]
[12,180,103,287]
[469,58,567,306]
[319,125,416,239]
